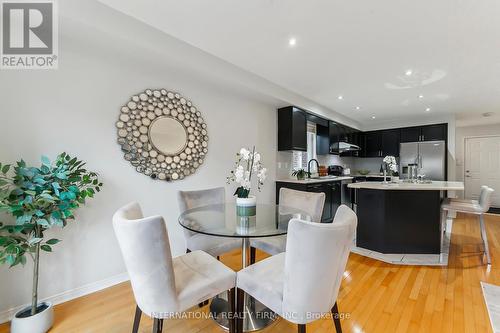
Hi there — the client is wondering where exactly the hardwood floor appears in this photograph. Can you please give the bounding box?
[1,213,499,333]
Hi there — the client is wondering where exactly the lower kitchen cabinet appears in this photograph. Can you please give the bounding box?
[276,181,342,223]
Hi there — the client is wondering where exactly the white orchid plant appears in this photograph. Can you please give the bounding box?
[383,155,398,175]
[226,147,267,198]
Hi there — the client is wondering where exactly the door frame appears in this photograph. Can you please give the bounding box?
[463,134,500,201]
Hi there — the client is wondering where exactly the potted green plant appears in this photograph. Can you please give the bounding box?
[0,153,102,333]
[291,168,311,181]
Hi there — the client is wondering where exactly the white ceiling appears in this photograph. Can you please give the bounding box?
[98,0,500,127]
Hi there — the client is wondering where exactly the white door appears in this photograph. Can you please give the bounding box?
[465,136,500,207]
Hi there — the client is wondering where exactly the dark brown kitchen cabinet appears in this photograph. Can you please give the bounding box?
[278,106,307,151]
[275,181,342,223]
[307,183,334,222]
[363,131,382,157]
[400,124,447,143]
[400,126,421,143]
[363,129,400,157]
[421,124,447,141]
[381,129,400,156]
[328,121,341,154]
[316,124,330,155]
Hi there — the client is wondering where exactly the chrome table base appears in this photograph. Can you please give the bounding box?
[210,291,277,331]
[209,238,278,332]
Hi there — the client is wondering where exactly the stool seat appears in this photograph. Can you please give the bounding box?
[441,199,482,214]
[440,186,495,265]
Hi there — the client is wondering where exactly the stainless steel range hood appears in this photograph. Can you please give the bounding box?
[332,141,361,153]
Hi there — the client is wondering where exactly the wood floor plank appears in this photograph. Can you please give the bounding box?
[0,212,499,333]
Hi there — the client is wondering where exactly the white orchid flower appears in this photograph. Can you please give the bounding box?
[239,148,251,160]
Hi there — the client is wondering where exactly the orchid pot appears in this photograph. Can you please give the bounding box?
[236,195,257,217]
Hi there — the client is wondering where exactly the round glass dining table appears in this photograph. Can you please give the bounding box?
[178,203,312,332]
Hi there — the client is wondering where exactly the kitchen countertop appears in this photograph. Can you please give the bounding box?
[276,176,353,184]
[348,181,465,191]
[349,173,385,177]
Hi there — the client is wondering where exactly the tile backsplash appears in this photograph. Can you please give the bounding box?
[277,152,385,179]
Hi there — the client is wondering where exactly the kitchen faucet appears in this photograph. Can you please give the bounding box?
[307,159,319,178]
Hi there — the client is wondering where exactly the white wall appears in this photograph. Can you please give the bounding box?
[0,5,288,320]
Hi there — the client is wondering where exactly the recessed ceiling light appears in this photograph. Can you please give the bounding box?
[337,95,343,100]
[355,106,360,110]
[288,37,297,46]
[371,116,376,119]
[405,69,413,76]
[418,95,424,99]
[425,107,431,112]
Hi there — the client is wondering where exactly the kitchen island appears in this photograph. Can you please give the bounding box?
[348,181,464,259]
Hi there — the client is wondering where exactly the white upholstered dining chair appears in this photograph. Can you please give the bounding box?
[441,186,495,265]
[178,187,240,258]
[249,187,325,264]
[112,202,237,333]
[236,205,357,333]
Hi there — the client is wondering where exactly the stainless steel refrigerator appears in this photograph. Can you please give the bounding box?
[400,141,446,181]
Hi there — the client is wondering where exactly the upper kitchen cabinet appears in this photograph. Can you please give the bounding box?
[316,124,330,155]
[328,121,341,154]
[400,124,447,143]
[400,126,421,143]
[363,131,382,157]
[362,129,400,157]
[421,124,447,141]
[381,128,400,156]
[277,106,307,151]
[340,128,363,157]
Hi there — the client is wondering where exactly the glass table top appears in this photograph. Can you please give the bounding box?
[178,203,312,238]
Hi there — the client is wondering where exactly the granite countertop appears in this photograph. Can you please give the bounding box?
[347,181,465,191]
[276,176,354,184]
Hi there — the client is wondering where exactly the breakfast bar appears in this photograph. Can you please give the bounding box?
[348,181,464,255]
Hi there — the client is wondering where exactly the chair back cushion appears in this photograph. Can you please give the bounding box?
[282,205,357,324]
[280,188,325,222]
[177,187,225,212]
[479,186,495,212]
[177,187,226,239]
[112,202,178,315]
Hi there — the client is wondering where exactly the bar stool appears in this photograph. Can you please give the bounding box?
[441,186,495,265]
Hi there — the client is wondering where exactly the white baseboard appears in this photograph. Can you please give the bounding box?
[0,272,129,324]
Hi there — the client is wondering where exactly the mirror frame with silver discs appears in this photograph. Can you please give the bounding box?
[116,88,208,181]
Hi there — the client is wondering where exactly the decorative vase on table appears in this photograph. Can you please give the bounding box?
[226,146,267,220]
[236,195,257,217]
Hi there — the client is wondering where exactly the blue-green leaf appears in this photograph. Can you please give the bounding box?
[55,172,67,180]
[36,219,49,226]
[6,255,15,265]
[41,156,51,166]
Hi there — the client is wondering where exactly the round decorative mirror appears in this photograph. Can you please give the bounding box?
[149,117,187,156]
[116,89,209,181]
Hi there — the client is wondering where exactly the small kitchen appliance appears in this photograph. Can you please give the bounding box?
[328,165,344,176]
